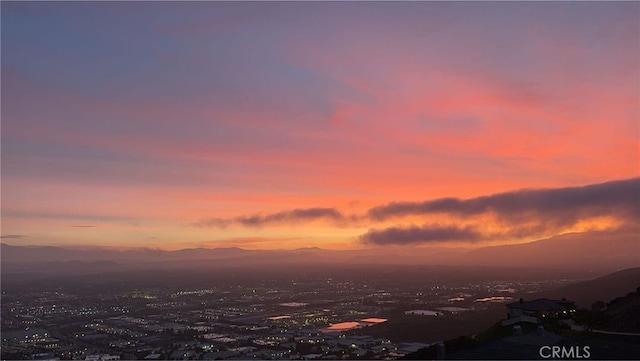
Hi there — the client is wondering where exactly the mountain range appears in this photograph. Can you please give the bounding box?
[2,227,638,276]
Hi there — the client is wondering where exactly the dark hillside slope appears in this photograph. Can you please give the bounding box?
[534,267,640,307]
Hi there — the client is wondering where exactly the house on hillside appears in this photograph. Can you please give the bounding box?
[503,298,575,325]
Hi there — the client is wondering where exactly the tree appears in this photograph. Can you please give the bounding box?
[591,301,606,312]
[574,309,597,332]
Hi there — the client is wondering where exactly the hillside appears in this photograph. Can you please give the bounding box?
[601,287,640,332]
[534,267,640,308]
[462,228,639,274]
[403,268,640,360]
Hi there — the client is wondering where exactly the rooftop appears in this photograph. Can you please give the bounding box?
[506,298,574,312]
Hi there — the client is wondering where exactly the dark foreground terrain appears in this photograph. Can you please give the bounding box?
[2,259,639,360]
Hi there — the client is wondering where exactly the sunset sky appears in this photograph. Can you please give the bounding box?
[2,2,638,250]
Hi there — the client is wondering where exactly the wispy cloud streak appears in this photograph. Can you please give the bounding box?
[199,178,639,226]
[196,178,640,245]
[194,207,350,228]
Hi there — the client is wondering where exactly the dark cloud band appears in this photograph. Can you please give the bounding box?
[360,224,482,245]
[360,178,639,245]
[194,178,639,245]
[367,178,639,221]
